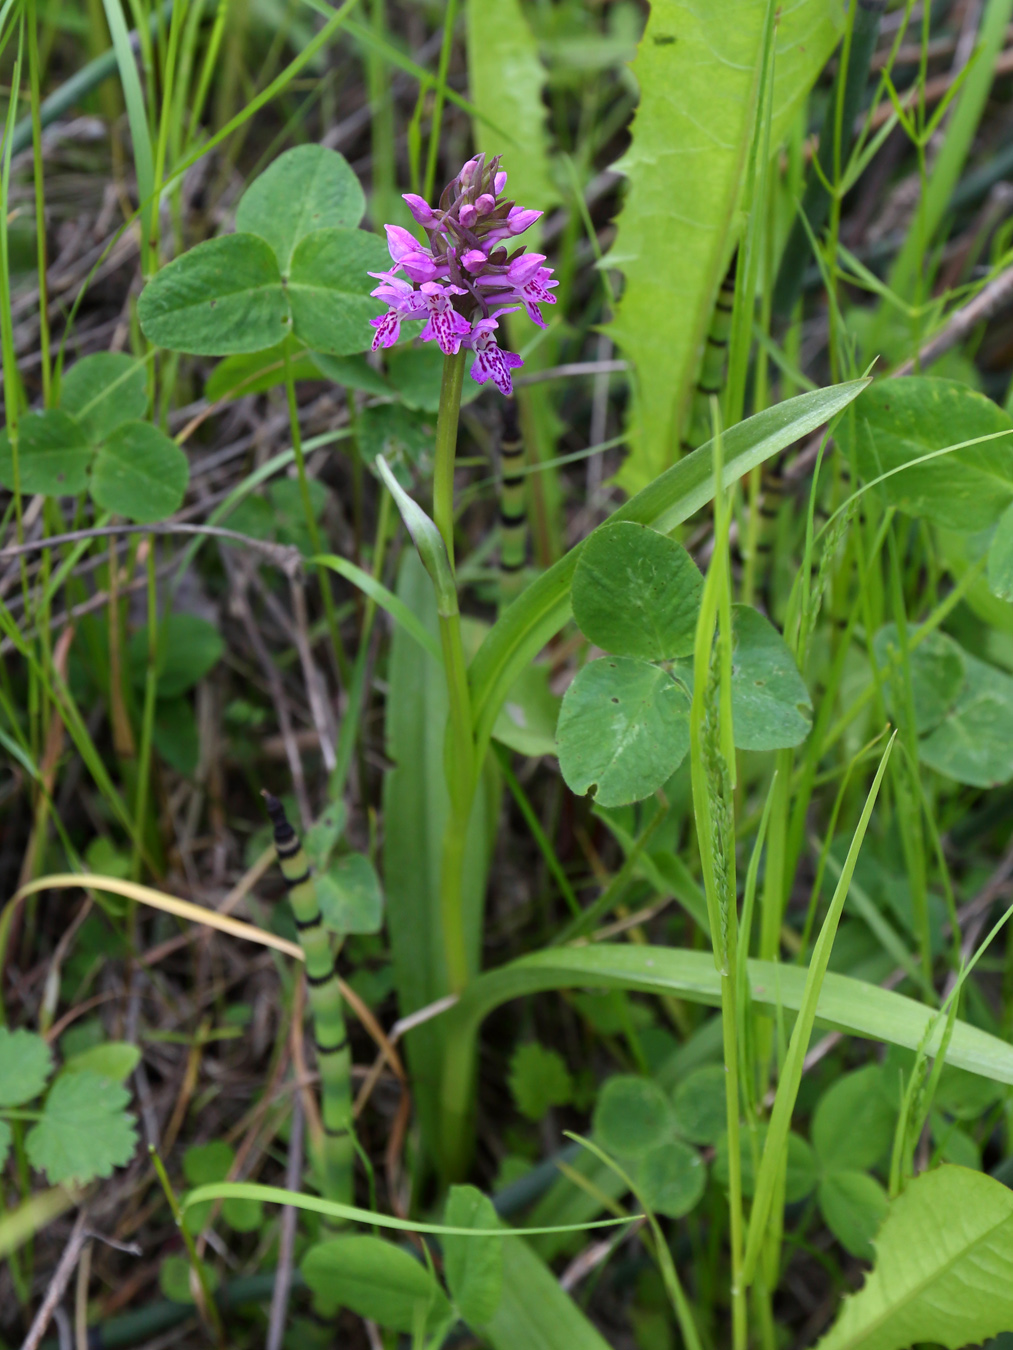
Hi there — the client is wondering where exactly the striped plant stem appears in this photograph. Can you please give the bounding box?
[263,792,354,1208]
[498,397,527,609]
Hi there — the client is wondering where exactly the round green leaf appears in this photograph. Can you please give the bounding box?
[556,657,690,807]
[715,1128,817,1203]
[153,698,200,776]
[872,624,966,736]
[671,1064,727,1145]
[0,1027,52,1107]
[90,421,188,522]
[730,604,812,751]
[302,1236,452,1334]
[637,1138,706,1218]
[818,1169,888,1261]
[128,613,224,699]
[223,1194,264,1233]
[138,234,289,355]
[62,1041,140,1083]
[288,227,391,356]
[919,652,1013,787]
[571,521,703,660]
[0,410,92,496]
[811,1066,896,1173]
[317,852,385,935]
[26,1069,137,1185]
[443,1185,503,1328]
[838,377,1013,531]
[60,353,147,442]
[235,145,366,272]
[593,1074,672,1159]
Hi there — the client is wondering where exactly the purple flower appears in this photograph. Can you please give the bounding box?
[417,281,472,356]
[467,316,524,397]
[368,155,556,396]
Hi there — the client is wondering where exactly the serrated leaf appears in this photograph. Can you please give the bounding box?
[593,1074,672,1158]
[288,228,391,356]
[26,1070,137,1184]
[637,1138,706,1219]
[815,1166,1013,1350]
[90,421,188,523]
[838,378,1013,532]
[556,657,690,807]
[316,853,384,935]
[819,1171,888,1262]
[0,410,92,496]
[812,1066,896,1173]
[571,521,703,660]
[62,1042,140,1083]
[235,145,365,272]
[60,352,148,442]
[0,1028,52,1107]
[872,624,966,736]
[730,604,812,750]
[138,234,290,355]
[443,1185,503,1328]
[508,1042,573,1121]
[302,1236,452,1334]
[605,0,842,490]
[128,613,224,698]
[919,652,1013,787]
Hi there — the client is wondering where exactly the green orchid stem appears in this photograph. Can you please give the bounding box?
[432,349,466,565]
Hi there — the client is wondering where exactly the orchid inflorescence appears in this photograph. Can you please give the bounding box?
[368,154,557,396]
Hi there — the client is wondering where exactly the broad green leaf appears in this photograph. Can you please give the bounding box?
[0,410,92,496]
[304,801,349,870]
[137,234,289,355]
[288,227,390,356]
[235,145,366,272]
[556,657,690,807]
[312,350,391,396]
[62,1041,140,1083]
[26,1069,137,1184]
[159,1254,198,1304]
[919,652,1013,787]
[301,1236,452,1333]
[839,378,1013,531]
[465,0,557,216]
[604,0,842,489]
[90,421,188,522]
[59,352,147,442]
[153,698,200,776]
[469,380,870,759]
[729,604,812,750]
[492,662,560,757]
[509,1042,573,1121]
[0,1120,10,1172]
[815,1165,1013,1350]
[593,1074,672,1158]
[316,853,384,935]
[183,1139,235,1234]
[205,338,322,402]
[358,403,434,470]
[571,521,703,660]
[382,553,496,1154]
[715,1128,817,1203]
[934,1063,1008,1122]
[637,1139,706,1219]
[443,1186,504,1328]
[818,1171,888,1262]
[989,499,1013,601]
[812,1066,895,1173]
[670,1064,726,1145]
[0,1027,52,1106]
[872,624,966,736]
[128,614,224,698]
[484,1232,612,1350]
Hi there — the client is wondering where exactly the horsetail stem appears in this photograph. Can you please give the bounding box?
[262,791,355,1210]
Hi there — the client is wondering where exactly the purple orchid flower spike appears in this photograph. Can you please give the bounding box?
[368,154,557,395]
